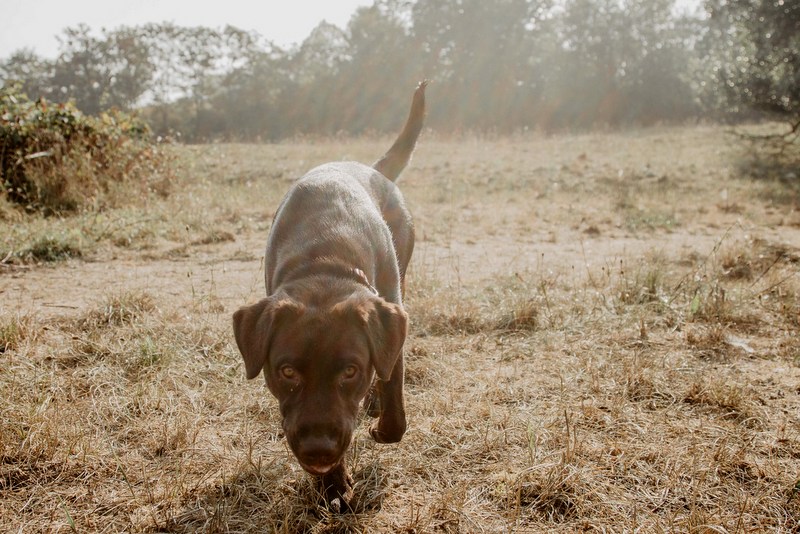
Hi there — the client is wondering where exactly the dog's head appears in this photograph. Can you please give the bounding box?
[232,292,407,474]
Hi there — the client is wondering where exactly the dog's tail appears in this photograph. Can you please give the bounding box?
[373,80,428,182]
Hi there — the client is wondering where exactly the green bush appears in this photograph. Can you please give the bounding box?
[0,84,174,214]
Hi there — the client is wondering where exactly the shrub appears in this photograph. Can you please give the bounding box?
[0,84,174,213]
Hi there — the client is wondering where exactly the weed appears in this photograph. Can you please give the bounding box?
[17,234,83,262]
[0,314,37,353]
[496,300,540,332]
[683,379,762,426]
[414,303,486,336]
[80,291,156,329]
[685,323,727,353]
[616,258,667,307]
[191,230,236,246]
[1,85,175,214]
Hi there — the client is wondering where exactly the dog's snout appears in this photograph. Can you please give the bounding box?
[294,424,345,474]
[298,432,338,457]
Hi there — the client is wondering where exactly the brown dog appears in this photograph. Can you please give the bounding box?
[232,81,427,504]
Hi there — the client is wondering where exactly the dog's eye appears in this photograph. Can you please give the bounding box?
[342,365,358,380]
[279,366,297,380]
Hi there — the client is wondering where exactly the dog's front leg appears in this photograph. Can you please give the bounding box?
[319,462,354,510]
[369,352,406,443]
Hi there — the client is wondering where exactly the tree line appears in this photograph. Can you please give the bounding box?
[1,0,797,141]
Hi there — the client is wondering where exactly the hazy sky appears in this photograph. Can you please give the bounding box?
[0,0,374,59]
[1,0,704,61]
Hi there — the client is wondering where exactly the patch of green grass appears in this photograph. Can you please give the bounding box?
[125,335,167,377]
[622,209,679,232]
[17,234,83,262]
[1,220,88,265]
[611,177,681,233]
[615,260,668,307]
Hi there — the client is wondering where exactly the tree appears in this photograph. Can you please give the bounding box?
[338,1,418,133]
[618,0,699,124]
[51,25,154,114]
[0,0,739,138]
[210,41,289,140]
[282,21,351,135]
[699,0,799,186]
[138,23,266,140]
[701,0,800,126]
[412,0,555,131]
[543,0,697,129]
[0,50,55,101]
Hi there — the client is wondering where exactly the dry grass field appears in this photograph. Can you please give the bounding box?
[1,125,799,532]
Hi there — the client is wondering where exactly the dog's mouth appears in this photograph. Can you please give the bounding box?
[287,426,352,477]
[299,460,339,476]
[291,440,346,476]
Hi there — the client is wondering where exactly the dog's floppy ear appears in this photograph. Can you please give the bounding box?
[232,297,303,379]
[347,297,408,381]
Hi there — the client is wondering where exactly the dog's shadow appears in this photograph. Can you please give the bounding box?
[162,460,390,532]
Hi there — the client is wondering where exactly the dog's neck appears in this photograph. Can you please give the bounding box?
[281,258,378,297]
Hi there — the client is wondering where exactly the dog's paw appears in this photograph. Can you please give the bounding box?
[369,419,406,444]
[320,464,354,511]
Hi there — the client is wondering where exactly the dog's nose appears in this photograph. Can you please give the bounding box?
[295,428,342,473]
[298,433,338,459]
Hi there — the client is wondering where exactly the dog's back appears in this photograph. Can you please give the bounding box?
[265,163,400,298]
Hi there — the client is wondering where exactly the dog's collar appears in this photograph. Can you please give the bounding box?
[349,267,379,295]
[285,260,378,296]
